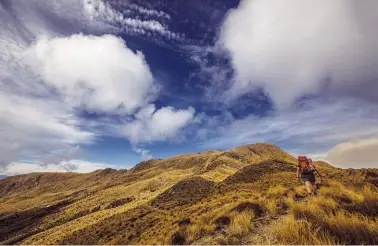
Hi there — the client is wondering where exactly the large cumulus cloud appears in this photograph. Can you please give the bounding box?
[220,0,378,107]
[25,34,157,114]
[327,136,378,168]
[0,0,195,173]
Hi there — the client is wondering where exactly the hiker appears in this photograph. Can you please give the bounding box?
[296,156,323,196]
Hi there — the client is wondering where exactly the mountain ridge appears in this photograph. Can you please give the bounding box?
[1,143,377,245]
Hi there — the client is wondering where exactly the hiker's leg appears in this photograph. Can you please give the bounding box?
[312,183,318,196]
[304,181,313,195]
[310,174,317,195]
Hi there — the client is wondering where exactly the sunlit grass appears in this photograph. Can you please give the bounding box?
[268,215,337,245]
[266,185,288,197]
[227,211,254,237]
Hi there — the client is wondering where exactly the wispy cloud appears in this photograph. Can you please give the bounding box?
[132,147,153,161]
[200,98,378,164]
[4,160,115,175]
[127,3,171,20]
[83,0,185,42]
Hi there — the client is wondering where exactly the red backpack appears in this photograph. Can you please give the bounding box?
[298,156,311,172]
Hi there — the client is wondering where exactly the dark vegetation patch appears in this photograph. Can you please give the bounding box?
[223,160,296,185]
[370,178,378,187]
[214,216,231,228]
[364,170,378,178]
[205,156,243,172]
[151,177,215,209]
[105,197,133,209]
[178,218,191,227]
[131,159,161,172]
[0,199,72,244]
[59,206,165,245]
[171,231,186,245]
[232,202,265,217]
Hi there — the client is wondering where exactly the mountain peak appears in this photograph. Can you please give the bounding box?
[1,143,377,245]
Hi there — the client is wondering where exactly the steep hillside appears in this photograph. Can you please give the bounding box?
[0,143,377,245]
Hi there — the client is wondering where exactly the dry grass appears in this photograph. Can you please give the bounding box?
[227,211,254,237]
[263,198,279,216]
[266,182,378,245]
[269,215,337,245]
[324,210,378,244]
[1,144,377,245]
[283,195,296,209]
[266,185,288,197]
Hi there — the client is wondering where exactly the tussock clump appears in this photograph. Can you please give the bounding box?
[282,183,378,245]
[324,210,378,244]
[227,211,254,239]
[269,215,337,245]
[262,198,280,216]
[266,185,288,197]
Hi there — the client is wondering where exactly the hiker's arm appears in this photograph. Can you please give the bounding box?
[315,168,323,181]
[296,167,300,179]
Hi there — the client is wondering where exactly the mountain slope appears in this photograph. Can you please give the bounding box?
[0,143,377,245]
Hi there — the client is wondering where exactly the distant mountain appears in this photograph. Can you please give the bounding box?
[0,175,7,180]
[0,143,377,245]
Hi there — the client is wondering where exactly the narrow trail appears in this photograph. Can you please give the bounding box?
[242,192,309,244]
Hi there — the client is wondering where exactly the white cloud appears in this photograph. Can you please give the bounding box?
[201,98,378,163]
[42,145,86,166]
[0,92,94,170]
[83,0,165,32]
[0,0,197,174]
[0,31,159,171]
[123,105,195,144]
[83,0,183,41]
[128,4,171,20]
[0,3,100,171]
[3,160,115,176]
[327,136,378,168]
[220,0,378,107]
[25,34,157,114]
[133,147,153,161]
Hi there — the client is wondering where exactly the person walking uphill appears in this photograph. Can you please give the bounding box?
[296,156,323,196]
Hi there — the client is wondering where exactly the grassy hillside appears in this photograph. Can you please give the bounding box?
[0,143,377,245]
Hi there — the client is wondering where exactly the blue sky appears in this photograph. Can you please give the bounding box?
[1,0,378,175]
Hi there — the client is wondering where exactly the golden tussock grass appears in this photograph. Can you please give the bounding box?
[266,185,288,197]
[1,144,377,245]
[324,210,378,244]
[267,182,378,245]
[227,211,254,237]
[268,215,337,245]
[262,198,279,216]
